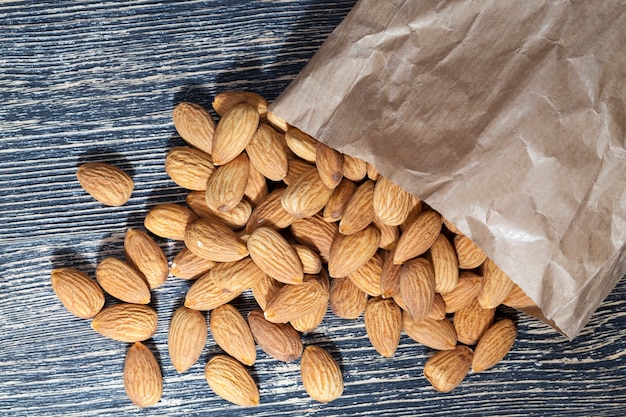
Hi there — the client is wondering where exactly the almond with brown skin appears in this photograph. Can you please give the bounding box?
[165,146,215,191]
[124,228,168,289]
[329,277,368,319]
[454,233,488,269]
[472,318,517,373]
[212,91,268,118]
[441,271,483,313]
[366,162,379,180]
[50,268,105,319]
[372,176,415,226]
[290,214,338,262]
[427,293,447,320]
[380,249,402,299]
[144,203,198,241]
[291,271,329,332]
[403,312,457,351]
[251,275,283,311]
[423,345,473,393]
[245,187,296,233]
[300,345,343,403]
[453,297,495,345]
[244,162,269,207]
[211,257,266,294]
[339,179,375,235]
[170,247,216,280]
[266,110,289,132]
[399,198,423,233]
[264,275,329,323]
[347,251,383,297]
[373,217,399,251]
[185,270,240,311]
[315,141,343,189]
[205,355,260,407]
[184,217,248,262]
[124,342,162,408]
[95,257,150,304]
[399,257,435,323]
[502,283,537,309]
[341,154,367,182]
[187,191,252,230]
[168,306,207,372]
[281,168,334,218]
[428,233,459,294]
[478,258,515,309]
[246,123,289,181]
[172,102,215,154]
[443,217,461,234]
[248,309,303,362]
[328,225,380,278]
[393,210,443,264]
[210,304,256,366]
[91,303,158,343]
[76,162,133,206]
[205,152,250,213]
[293,244,322,275]
[247,227,304,285]
[212,102,259,166]
[284,126,317,162]
[364,297,402,357]
[323,178,357,223]
[283,158,316,185]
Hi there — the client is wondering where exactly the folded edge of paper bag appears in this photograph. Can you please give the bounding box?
[269,0,626,339]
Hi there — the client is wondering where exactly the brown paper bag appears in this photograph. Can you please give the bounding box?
[270,0,626,339]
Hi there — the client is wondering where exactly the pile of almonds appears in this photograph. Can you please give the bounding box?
[52,91,537,408]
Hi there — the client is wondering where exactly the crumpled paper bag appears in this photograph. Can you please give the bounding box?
[269,0,626,339]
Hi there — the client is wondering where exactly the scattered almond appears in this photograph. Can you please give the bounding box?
[205,355,260,407]
[76,162,133,206]
[168,306,207,373]
[124,342,162,407]
[210,304,256,366]
[300,345,343,403]
[91,303,157,343]
[50,268,105,319]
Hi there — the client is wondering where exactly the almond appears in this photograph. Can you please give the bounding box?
[329,277,368,319]
[380,249,402,299]
[393,210,443,264]
[341,154,367,182]
[364,297,402,357]
[246,187,296,233]
[373,217,399,250]
[184,217,248,262]
[205,355,260,407]
[347,251,383,296]
[293,244,322,275]
[165,146,215,191]
[124,342,162,408]
[91,303,157,343]
[291,271,329,332]
[398,257,435,323]
[477,258,515,309]
[339,179,375,235]
[441,271,483,313]
[366,162,379,180]
[244,162,269,207]
[95,257,150,304]
[187,190,252,230]
[76,162,133,206]
[205,152,250,213]
[266,110,288,132]
[251,275,283,311]
[170,247,216,280]
[184,270,240,311]
[328,225,380,278]
[172,102,215,154]
[453,297,495,345]
[443,217,461,234]
[247,309,303,362]
[245,123,289,181]
[168,306,207,372]
[264,275,329,323]
[124,228,168,289]
[210,304,256,366]
[211,257,266,294]
[212,91,268,118]
[284,126,317,162]
[322,178,357,223]
[372,176,415,226]
[315,141,343,189]
[212,102,259,165]
[454,233,488,269]
[50,268,105,319]
[247,227,304,285]
[300,345,343,403]
[281,168,334,218]
[428,233,459,294]
[144,203,198,241]
[283,158,316,185]
[290,214,338,262]
[403,312,457,351]
[502,283,537,309]
[472,318,517,372]
[423,345,473,393]
[427,293,447,320]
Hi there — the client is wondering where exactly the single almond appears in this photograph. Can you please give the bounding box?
[246,123,289,181]
[144,203,198,241]
[266,110,288,132]
[247,227,304,285]
[443,217,461,234]
[372,176,416,226]
[329,277,368,319]
[453,297,495,345]
[339,179,375,235]
[441,271,483,313]
[403,312,457,351]
[187,190,252,230]
[347,251,383,297]
[454,233,488,269]
[477,258,515,309]
[472,318,517,373]
[124,228,168,289]
[247,309,303,362]
[293,244,322,275]
[165,146,215,191]
[366,162,379,180]
[170,247,216,280]
[380,249,402,299]
[184,270,241,311]
[264,275,329,323]
[76,162,133,206]
[341,154,367,182]
[246,187,296,233]
[212,91,268,118]
[91,303,157,343]
[184,217,248,262]
[95,257,150,304]
[364,297,402,357]
[210,304,256,366]
[211,257,266,294]
[124,342,162,408]
[212,102,260,165]
[323,178,357,223]
[284,126,317,162]
[399,257,435,323]
[328,226,380,278]
[373,217,399,251]
[291,272,329,332]
[50,268,105,319]
[427,293,447,320]
[315,141,344,189]
[428,233,459,294]
[168,306,207,372]
[204,355,260,407]
[244,162,269,207]
[394,210,443,264]
[251,275,283,311]
[281,168,334,218]
[290,214,338,262]
[423,345,473,393]
[205,152,250,213]
[172,102,215,154]
[283,158,317,185]
[300,345,343,403]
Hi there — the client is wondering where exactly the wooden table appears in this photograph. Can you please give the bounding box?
[1,1,625,416]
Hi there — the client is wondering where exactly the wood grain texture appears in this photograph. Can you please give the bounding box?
[1,1,625,416]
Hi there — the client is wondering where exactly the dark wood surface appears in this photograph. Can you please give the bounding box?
[1,1,625,416]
